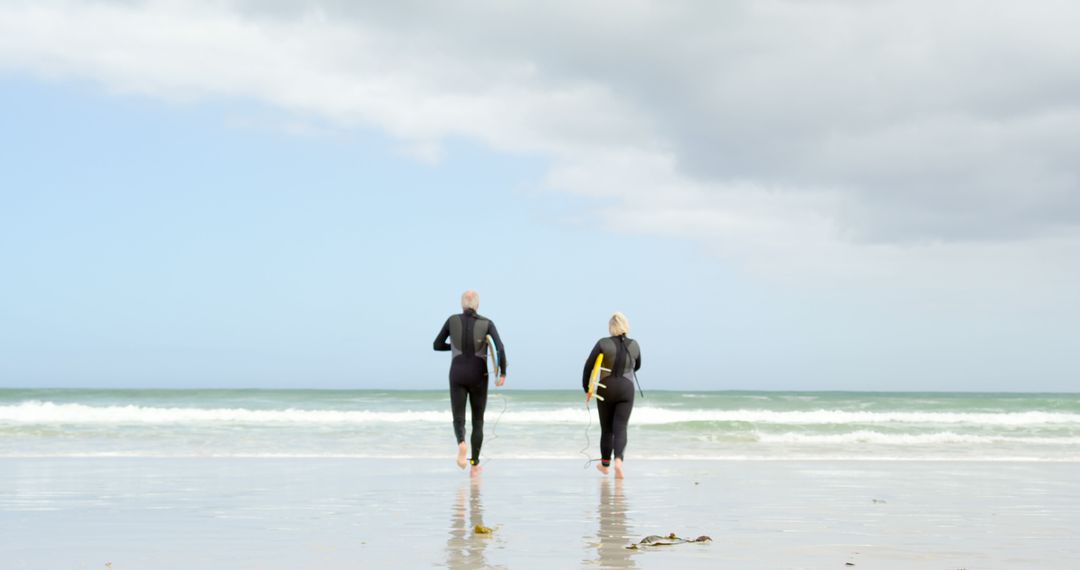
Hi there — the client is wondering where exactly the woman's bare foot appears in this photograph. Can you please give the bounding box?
[596,462,609,475]
[613,458,625,479]
[470,464,483,478]
[456,443,468,469]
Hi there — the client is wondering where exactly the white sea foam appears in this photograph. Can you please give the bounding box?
[755,431,1080,445]
[628,408,1080,426]
[0,401,451,424]
[2,451,1079,462]
[3,401,1080,427]
[625,408,1080,426]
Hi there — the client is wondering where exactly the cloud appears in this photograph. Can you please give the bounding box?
[3,0,1079,290]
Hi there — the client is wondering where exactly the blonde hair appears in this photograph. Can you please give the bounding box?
[461,290,480,311]
[608,312,629,336]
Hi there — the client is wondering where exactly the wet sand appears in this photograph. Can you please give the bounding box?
[2,458,1079,569]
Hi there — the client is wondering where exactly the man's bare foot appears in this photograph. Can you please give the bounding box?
[613,458,625,479]
[456,443,468,469]
[596,462,609,475]
[470,464,483,478]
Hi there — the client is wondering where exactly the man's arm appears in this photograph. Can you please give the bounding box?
[433,318,451,351]
[488,322,508,377]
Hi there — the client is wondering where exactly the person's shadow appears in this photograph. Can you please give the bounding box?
[445,479,497,569]
[592,478,638,568]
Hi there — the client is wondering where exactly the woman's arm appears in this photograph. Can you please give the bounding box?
[582,341,601,393]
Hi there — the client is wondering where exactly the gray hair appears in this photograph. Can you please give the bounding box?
[609,312,629,336]
[461,290,480,311]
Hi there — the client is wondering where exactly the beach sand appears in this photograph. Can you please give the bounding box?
[3,458,1078,569]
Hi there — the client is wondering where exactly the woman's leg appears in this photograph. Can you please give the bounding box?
[597,397,616,466]
[612,399,633,461]
[611,383,634,479]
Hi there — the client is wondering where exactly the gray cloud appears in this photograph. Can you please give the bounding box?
[4,0,1079,248]
[222,0,1080,243]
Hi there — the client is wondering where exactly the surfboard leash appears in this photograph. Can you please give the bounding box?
[579,398,603,469]
[482,391,509,467]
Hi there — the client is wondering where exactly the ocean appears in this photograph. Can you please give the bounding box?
[3,389,1078,462]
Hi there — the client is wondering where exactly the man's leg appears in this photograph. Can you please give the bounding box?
[467,379,489,470]
[450,379,469,469]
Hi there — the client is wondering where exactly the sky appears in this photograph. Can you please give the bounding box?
[1,0,1078,391]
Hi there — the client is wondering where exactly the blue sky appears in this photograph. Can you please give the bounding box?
[2,2,1079,391]
[0,78,725,389]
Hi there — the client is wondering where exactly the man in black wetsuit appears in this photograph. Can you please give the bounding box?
[433,290,507,476]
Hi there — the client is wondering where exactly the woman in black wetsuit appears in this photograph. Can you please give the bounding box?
[582,312,641,479]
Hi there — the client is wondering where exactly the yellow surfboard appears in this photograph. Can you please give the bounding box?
[588,354,609,401]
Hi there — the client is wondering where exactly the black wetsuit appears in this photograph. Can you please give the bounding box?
[433,309,507,465]
[582,335,641,464]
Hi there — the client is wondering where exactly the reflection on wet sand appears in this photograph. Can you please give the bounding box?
[591,479,637,569]
[445,479,499,570]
